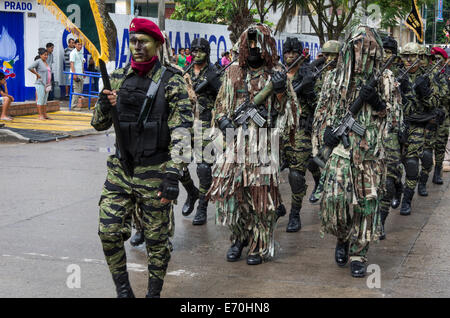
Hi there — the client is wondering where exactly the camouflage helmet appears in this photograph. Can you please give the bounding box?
[191,38,211,55]
[321,40,341,54]
[283,37,302,54]
[401,42,421,55]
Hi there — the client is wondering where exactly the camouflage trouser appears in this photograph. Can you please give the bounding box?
[402,125,425,190]
[434,117,450,168]
[316,154,382,261]
[180,116,213,196]
[283,128,321,208]
[379,133,402,213]
[419,126,438,178]
[98,156,174,281]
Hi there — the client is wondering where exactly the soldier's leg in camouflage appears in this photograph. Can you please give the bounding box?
[401,126,424,215]
[226,210,250,262]
[98,156,136,298]
[385,133,403,209]
[180,167,199,216]
[192,162,212,225]
[379,176,396,240]
[433,119,450,184]
[130,205,145,247]
[136,164,173,298]
[285,129,310,232]
[308,159,321,203]
[418,148,433,196]
[287,169,306,232]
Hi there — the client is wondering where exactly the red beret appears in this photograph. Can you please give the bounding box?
[129,18,164,44]
[431,47,448,59]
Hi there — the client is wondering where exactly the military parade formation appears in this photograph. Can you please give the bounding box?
[91,18,450,298]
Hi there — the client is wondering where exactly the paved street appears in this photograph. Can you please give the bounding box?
[0,132,449,298]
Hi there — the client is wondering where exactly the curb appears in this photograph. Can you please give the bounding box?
[0,128,30,143]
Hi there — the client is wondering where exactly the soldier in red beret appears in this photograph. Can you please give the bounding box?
[92,18,193,298]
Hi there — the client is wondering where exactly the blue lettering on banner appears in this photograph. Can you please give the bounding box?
[4,1,33,11]
[217,36,227,62]
[118,29,130,68]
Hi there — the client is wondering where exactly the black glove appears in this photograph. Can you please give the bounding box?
[414,76,432,98]
[205,67,222,93]
[399,78,410,94]
[435,108,446,125]
[271,71,287,94]
[98,89,113,113]
[360,84,386,111]
[323,126,340,148]
[158,172,180,201]
[299,74,315,97]
[218,116,235,135]
[359,84,377,103]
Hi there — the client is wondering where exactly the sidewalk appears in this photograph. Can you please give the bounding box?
[0,102,97,142]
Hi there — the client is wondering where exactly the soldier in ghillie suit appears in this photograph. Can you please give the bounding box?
[91,18,193,297]
[312,26,401,277]
[282,37,317,232]
[416,46,446,197]
[377,35,403,240]
[398,42,439,216]
[208,24,299,265]
[308,40,341,204]
[179,38,223,226]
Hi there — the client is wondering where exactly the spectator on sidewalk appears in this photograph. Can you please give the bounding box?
[64,38,75,99]
[221,51,231,67]
[87,57,99,93]
[185,47,192,65]
[28,48,52,120]
[46,42,55,101]
[0,72,14,121]
[70,39,85,110]
[177,48,186,68]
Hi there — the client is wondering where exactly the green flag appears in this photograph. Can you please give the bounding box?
[37,0,109,63]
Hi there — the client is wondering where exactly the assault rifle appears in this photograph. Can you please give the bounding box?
[233,54,307,128]
[432,60,449,82]
[182,62,195,76]
[395,59,420,82]
[412,60,442,90]
[293,59,337,94]
[194,57,238,93]
[313,55,396,168]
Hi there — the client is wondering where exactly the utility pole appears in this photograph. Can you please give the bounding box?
[158,0,165,31]
[433,0,437,45]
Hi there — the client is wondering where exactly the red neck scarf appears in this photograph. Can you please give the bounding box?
[131,56,158,76]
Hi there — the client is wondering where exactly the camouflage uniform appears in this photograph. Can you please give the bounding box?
[312,27,400,276]
[399,45,440,215]
[92,61,193,296]
[208,24,299,263]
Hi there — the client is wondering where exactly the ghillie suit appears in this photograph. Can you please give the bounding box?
[208,24,299,261]
[312,26,401,274]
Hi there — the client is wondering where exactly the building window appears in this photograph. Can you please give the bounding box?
[135,2,158,18]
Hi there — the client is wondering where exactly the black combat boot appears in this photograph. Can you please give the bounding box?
[400,187,414,216]
[379,208,389,240]
[192,195,208,225]
[247,254,263,265]
[309,174,321,203]
[275,204,287,221]
[432,165,444,185]
[417,172,428,196]
[112,272,135,298]
[226,240,248,262]
[286,205,301,232]
[182,184,199,216]
[350,260,366,277]
[145,277,164,298]
[335,240,349,267]
[130,231,145,247]
[391,182,403,209]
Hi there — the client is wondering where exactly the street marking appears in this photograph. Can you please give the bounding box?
[1,253,200,276]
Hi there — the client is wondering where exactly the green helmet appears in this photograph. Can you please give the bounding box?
[321,40,341,54]
[401,42,421,55]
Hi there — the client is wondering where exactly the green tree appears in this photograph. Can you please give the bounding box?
[271,0,432,45]
[424,1,450,44]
